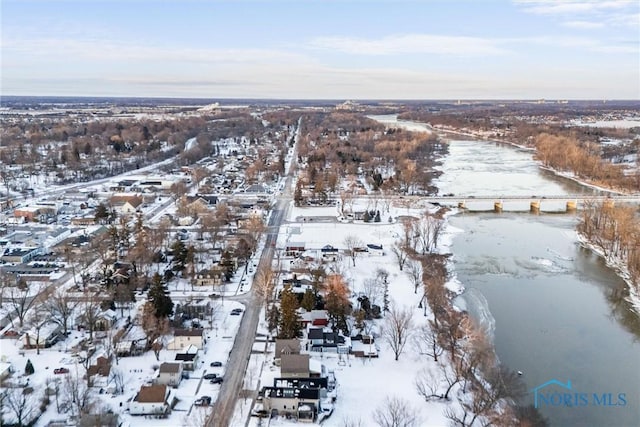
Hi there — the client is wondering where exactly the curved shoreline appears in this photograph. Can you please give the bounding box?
[431,126,640,316]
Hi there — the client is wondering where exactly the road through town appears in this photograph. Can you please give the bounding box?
[206,118,300,427]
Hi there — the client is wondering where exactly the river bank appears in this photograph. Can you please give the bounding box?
[373,115,639,425]
[431,126,640,317]
[576,232,640,315]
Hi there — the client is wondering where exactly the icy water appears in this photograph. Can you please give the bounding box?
[437,139,640,427]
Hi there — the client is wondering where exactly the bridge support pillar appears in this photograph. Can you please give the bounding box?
[494,201,503,213]
[458,201,466,209]
[566,200,577,212]
[530,200,540,214]
[603,199,615,210]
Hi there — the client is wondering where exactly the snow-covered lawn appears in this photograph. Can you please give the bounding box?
[237,200,471,426]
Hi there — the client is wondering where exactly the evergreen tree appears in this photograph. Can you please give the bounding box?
[25,359,34,375]
[147,273,174,318]
[278,286,300,339]
[94,203,109,223]
[374,210,381,222]
[363,211,371,222]
[383,282,390,314]
[301,288,316,311]
[354,309,366,333]
[267,304,280,335]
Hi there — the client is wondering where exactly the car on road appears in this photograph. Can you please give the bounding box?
[210,361,222,367]
[210,377,223,384]
[204,373,217,380]
[54,368,69,374]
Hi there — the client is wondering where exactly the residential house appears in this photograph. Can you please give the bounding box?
[86,356,111,385]
[285,242,305,257]
[0,362,12,380]
[175,345,199,371]
[299,310,329,328]
[115,340,134,357]
[320,245,339,261]
[20,322,62,349]
[167,328,205,351]
[350,334,379,358]
[275,339,301,362]
[109,195,143,215]
[71,216,96,226]
[280,354,310,378]
[129,384,173,416]
[156,363,183,387]
[261,386,322,423]
[193,268,224,287]
[95,310,118,331]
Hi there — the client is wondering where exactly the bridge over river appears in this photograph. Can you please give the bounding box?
[383,194,640,213]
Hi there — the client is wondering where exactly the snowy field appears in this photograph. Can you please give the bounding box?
[233,199,470,426]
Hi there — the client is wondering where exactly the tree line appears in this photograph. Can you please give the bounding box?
[577,200,640,300]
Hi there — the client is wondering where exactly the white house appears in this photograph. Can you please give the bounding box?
[129,384,172,416]
[175,345,199,371]
[20,322,62,349]
[156,363,183,387]
[167,328,205,350]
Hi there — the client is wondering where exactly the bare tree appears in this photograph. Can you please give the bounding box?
[4,280,45,327]
[29,303,48,355]
[4,387,41,427]
[362,278,383,307]
[415,213,445,254]
[108,368,125,395]
[414,320,443,362]
[415,366,446,401]
[254,267,276,308]
[342,416,365,427]
[373,395,419,427]
[79,290,102,340]
[391,242,409,271]
[62,369,95,419]
[46,289,78,335]
[382,304,414,361]
[405,259,423,294]
[343,234,363,267]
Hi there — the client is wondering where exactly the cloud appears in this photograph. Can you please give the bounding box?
[1,36,315,66]
[513,0,639,28]
[514,0,633,15]
[562,20,605,29]
[309,34,509,56]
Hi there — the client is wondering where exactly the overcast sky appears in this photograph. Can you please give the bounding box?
[2,0,639,99]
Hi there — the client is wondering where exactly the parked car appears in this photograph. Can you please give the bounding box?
[210,361,222,367]
[204,373,217,380]
[210,377,223,384]
[195,396,212,406]
[54,368,69,374]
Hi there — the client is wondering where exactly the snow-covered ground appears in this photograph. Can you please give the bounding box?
[231,199,473,426]
[570,118,640,129]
